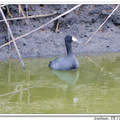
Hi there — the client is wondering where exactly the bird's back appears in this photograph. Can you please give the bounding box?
[49,55,79,70]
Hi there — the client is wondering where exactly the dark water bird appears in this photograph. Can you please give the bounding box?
[49,35,79,70]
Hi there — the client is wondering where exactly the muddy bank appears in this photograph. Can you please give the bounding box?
[0,4,120,61]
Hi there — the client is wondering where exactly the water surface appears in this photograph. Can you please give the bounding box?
[0,53,120,113]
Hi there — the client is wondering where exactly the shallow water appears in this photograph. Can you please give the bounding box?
[0,53,120,114]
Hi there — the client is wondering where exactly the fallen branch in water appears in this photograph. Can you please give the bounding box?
[86,56,104,72]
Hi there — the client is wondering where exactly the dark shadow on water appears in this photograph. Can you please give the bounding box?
[51,69,80,104]
[52,69,79,87]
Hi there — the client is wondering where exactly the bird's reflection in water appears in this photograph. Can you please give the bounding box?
[52,70,79,105]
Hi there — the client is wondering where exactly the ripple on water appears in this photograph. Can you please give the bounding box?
[0,53,120,113]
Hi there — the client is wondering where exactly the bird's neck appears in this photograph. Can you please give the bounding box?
[66,43,72,55]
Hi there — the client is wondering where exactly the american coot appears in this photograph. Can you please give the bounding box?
[49,35,79,71]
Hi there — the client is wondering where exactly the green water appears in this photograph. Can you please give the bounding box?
[0,53,120,114]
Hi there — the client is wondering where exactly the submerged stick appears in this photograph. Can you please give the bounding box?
[0,4,81,49]
[86,56,104,72]
[0,11,57,23]
[0,7,25,69]
[84,4,120,46]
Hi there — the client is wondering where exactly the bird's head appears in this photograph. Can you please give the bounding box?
[65,35,78,44]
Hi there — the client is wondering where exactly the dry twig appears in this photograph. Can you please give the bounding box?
[25,4,29,16]
[0,7,25,69]
[0,4,81,49]
[84,4,120,46]
[18,4,26,17]
[55,20,59,33]
[18,4,28,24]
[6,6,13,17]
[0,11,57,23]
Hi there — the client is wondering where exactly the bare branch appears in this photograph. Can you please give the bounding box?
[84,4,120,46]
[0,11,57,23]
[0,7,25,69]
[0,4,81,49]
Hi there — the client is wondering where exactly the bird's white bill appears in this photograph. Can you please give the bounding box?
[72,36,78,42]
